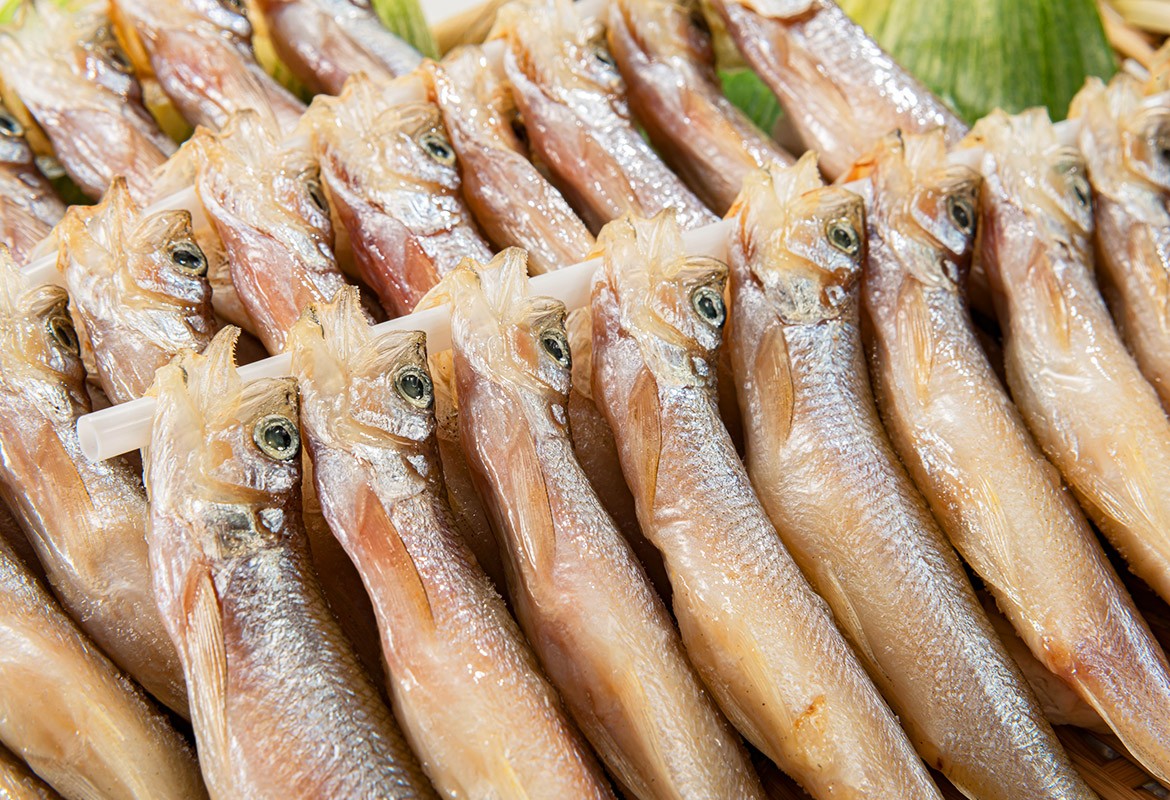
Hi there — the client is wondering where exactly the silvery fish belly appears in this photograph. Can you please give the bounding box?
[0,533,206,800]
[607,0,793,214]
[110,0,305,133]
[588,210,941,800]
[969,108,1170,783]
[432,248,764,800]
[710,0,965,179]
[145,327,430,800]
[0,106,63,265]
[492,0,716,233]
[254,0,422,95]
[0,1,175,203]
[287,289,607,800]
[0,247,187,714]
[305,76,492,316]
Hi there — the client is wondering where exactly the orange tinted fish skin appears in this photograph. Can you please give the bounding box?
[729,154,1093,800]
[607,0,792,214]
[288,288,604,799]
[0,535,206,800]
[111,0,304,133]
[857,131,1166,793]
[0,743,61,800]
[306,77,492,316]
[0,107,63,264]
[146,327,428,800]
[0,1,175,203]
[254,0,422,95]
[493,0,716,233]
[710,0,965,180]
[589,210,941,800]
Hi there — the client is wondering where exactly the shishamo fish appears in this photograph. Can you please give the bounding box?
[254,0,422,95]
[588,210,941,800]
[607,0,793,214]
[111,0,304,133]
[0,535,206,800]
[858,130,1170,782]
[710,0,964,179]
[287,288,611,799]
[56,178,217,403]
[0,246,187,714]
[0,105,63,264]
[1072,73,1170,412]
[434,248,765,800]
[305,76,492,316]
[0,1,175,203]
[146,327,431,799]
[492,0,716,232]
[0,742,61,800]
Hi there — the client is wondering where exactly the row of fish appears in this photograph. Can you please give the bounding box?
[0,0,1169,798]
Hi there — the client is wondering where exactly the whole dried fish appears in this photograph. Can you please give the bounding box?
[287,288,607,799]
[146,327,429,799]
[0,106,63,265]
[589,210,940,800]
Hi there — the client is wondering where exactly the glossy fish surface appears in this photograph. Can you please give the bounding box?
[492,0,716,232]
[435,248,762,800]
[0,106,63,264]
[287,288,603,800]
[588,210,940,800]
[0,743,61,800]
[146,326,427,799]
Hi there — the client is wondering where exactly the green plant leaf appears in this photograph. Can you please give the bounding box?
[719,68,784,133]
[372,0,439,60]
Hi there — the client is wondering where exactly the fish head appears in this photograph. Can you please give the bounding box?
[1071,74,1170,197]
[79,17,143,105]
[732,153,865,324]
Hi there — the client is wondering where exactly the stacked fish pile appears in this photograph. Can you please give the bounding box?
[0,0,1169,798]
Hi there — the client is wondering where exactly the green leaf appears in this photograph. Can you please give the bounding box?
[838,0,1118,123]
[372,0,439,60]
[719,68,784,136]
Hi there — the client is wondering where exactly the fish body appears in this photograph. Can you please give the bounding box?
[436,248,763,800]
[254,0,422,95]
[287,288,604,799]
[588,211,940,799]
[0,743,61,800]
[146,327,427,799]
[493,0,715,232]
[607,0,792,214]
[0,107,63,264]
[305,76,492,316]
[0,247,187,714]
[711,0,965,179]
[0,1,175,203]
[111,0,304,133]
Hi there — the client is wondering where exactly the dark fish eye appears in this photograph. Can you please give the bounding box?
[947,194,976,236]
[252,415,300,461]
[169,242,208,277]
[306,178,328,212]
[107,46,132,73]
[0,111,23,139]
[419,132,456,166]
[394,366,434,409]
[540,329,571,368]
[592,46,616,69]
[690,285,725,328]
[46,312,79,355]
[825,218,862,257]
[1070,173,1091,208]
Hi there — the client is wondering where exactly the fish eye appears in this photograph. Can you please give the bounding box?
[539,329,571,368]
[169,242,208,277]
[419,132,456,166]
[1070,173,1091,208]
[0,111,23,139]
[825,218,861,257]
[592,46,617,69]
[46,311,79,355]
[394,366,434,409]
[947,194,976,236]
[252,415,300,461]
[306,178,328,212]
[107,46,132,73]
[690,285,725,328]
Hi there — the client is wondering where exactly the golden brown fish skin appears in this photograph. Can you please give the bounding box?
[426,47,594,275]
[0,1,175,204]
[56,178,217,404]
[0,535,206,800]
[287,288,603,800]
[730,154,1093,800]
[110,0,304,133]
[146,327,426,800]
[0,248,187,715]
[492,0,716,233]
[1071,75,1170,412]
[589,211,939,800]
[306,78,492,317]
[436,247,760,800]
[0,107,63,265]
[607,0,792,214]
[0,743,62,800]
[859,131,1164,793]
[254,0,421,95]
[710,0,965,180]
